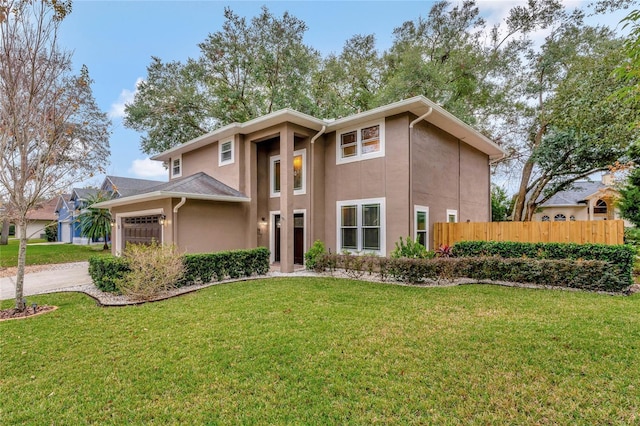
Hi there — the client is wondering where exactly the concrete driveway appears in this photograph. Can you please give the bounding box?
[0,263,92,301]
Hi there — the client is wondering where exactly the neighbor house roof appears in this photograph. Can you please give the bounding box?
[102,175,166,198]
[54,194,72,213]
[71,188,101,201]
[25,197,58,221]
[539,181,610,207]
[152,96,506,162]
[91,172,250,208]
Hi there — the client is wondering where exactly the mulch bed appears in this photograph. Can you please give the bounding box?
[0,305,57,321]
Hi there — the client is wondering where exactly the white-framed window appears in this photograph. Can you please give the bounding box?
[171,155,182,178]
[554,213,566,222]
[219,140,234,166]
[446,209,458,223]
[414,205,429,250]
[569,215,576,221]
[270,149,306,197]
[336,121,385,164]
[336,197,386,255]
[541,215,550,222]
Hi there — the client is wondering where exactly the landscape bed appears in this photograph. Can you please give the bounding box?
[1,277,640,424]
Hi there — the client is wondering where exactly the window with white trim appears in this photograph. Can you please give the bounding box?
[337,121,385,164]
[554,213,566,222]
[541,215,550,222]
[337,198,385,254]
[270,149,306,197]
[446,209,458,223]
[219,140,234,166]
[171,156,182,178]
[414,205,429,249]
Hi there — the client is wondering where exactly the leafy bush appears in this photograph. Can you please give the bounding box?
[88,255,130,293]
[452,241,635,286]
[44,223,57,242]
[314,253,631,293]
[391,236,431,258]
[116,242,185,301]
[181,247,270,286]
[435,244,453,258]
[304,240,327,271]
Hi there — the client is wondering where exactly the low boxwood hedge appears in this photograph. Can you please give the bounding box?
[452,241,635,286]
[89,247,270,293]
[315,252,631,293]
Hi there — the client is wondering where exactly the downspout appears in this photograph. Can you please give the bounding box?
[309,125,326,247]
[409,108,433,240]
[172,197,187,248]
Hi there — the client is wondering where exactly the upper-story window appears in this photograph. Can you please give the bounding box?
[337,121,385,164]
[219,140,234,166]
[270,149,306,197]
[171,155,182,178]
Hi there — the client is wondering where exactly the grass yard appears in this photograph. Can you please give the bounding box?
[0,239,110,268]
[2,277,640,424]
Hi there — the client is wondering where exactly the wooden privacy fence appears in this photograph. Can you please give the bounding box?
[433,220,625,247]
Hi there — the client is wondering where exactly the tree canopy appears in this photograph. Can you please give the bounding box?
[124,0,639,222]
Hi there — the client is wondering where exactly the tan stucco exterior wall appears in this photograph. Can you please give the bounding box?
[175,199,249,253]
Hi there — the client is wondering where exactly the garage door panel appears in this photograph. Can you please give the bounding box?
[122,215,161,246]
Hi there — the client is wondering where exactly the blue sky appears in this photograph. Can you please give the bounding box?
[57,0,630,187]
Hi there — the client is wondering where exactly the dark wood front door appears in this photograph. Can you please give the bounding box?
[274,213,304,265]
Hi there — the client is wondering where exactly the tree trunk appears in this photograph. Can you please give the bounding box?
[513,158,535,221]
[14,219,28,311]
[0,218,9,245]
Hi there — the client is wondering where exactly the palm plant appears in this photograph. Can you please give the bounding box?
[77,191,112,250]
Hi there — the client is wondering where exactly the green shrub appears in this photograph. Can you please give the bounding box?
[315,253,631,293]
[452,241,635,286]
[391,236,431,259]
[116,242,185,301]
[88,255,130,293]
[304,240,327,271]
[181,247,270,286]
[44,223,57,242]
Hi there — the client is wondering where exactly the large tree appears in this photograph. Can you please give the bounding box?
[510,23,639,220]
[0,0,111,311]
[125,6,319,155]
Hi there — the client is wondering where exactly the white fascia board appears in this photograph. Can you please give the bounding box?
[91,191,251,209]
[152,109,326,162]
[326,96,506,160]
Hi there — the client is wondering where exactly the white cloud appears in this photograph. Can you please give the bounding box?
[128,158,167,178]
[109,77,144,119]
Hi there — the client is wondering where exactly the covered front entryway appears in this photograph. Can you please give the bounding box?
[273,212,304,265]
[121,215,162,246]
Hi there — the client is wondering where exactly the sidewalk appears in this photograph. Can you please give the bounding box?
[0,262,91,301]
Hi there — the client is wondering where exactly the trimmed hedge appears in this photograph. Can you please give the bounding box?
[315,253,631,293]
[89,247,270,293]
[88,255,130,293]
[180,247,270,286]
[452,241,635,286]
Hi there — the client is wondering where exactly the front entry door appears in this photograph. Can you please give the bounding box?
[274,213,304,264]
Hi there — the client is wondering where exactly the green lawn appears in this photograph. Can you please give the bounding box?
[0,239,110,268]
[2,278,640,424]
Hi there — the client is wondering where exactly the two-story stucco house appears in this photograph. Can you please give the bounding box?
[94,96,505,272]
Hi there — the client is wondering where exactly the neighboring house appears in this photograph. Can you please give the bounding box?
[22,197,59,240]
[55,194,74,243]
[533,174,624,223]
[55,176,164,244]
[93,96,506,272]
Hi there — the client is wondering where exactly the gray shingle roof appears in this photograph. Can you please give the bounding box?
[103,175,165,198]
[143,172,247,199]
[539,181,607,207]
[71,188,100,201]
